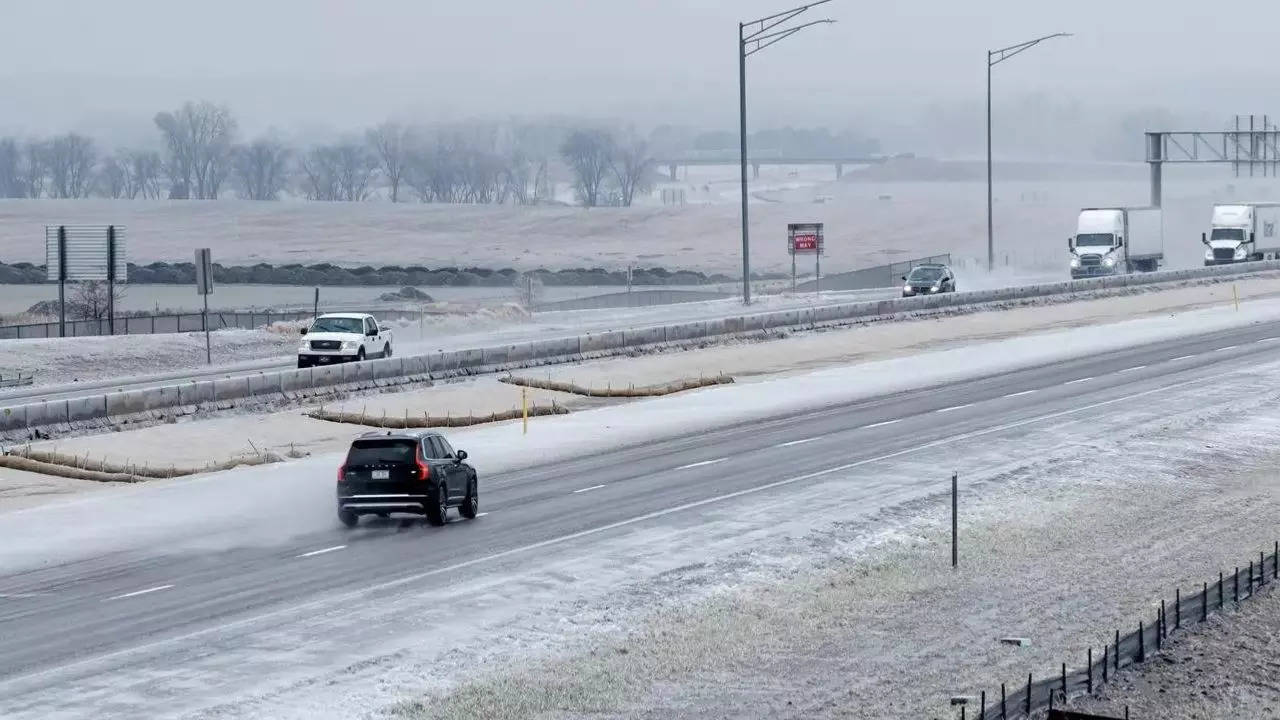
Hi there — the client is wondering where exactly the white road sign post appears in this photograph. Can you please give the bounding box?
[195,248,213,364]
[787,222,824,294]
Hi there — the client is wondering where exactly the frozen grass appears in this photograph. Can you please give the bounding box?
[388,376,1280,720]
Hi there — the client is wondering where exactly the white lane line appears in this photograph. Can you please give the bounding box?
[1215,345,1238,352]
[862,419,903,429]
[1256,337,1280,344]
[296,545,346,559]
[1169,355,1195,362]
[1065,377,1093,385]
[572,484,606,494]
[776,437,818,448]
[15,372,1215,688]
[1003,390,1036,398]
[476,512,490,518]
[105,584,174,602]
[935,404,972,413]
[1118,365,1146,373]
[675,458,728,471]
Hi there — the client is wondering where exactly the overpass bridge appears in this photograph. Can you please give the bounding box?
[654,152,896,181]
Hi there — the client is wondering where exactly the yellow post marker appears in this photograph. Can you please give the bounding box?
[1234,284,1240,311]
[522,387,528,435]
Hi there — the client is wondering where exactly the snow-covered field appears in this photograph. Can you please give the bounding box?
[2,163,1274,277]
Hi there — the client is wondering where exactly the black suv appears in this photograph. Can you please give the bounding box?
[336,430,478,527]
[901,263,956,297]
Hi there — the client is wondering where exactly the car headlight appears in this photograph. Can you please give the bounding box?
[298,343,309,353]
[1070,256,1080,268]
[903,283,912,292]
[1103,255,1116,267]
[1205,248,1215,260]
[341,340,358,351]
[930,284,940,293]
[1234,246,1247,259]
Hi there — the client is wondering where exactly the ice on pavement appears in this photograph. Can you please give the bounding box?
[2,292,1280,573]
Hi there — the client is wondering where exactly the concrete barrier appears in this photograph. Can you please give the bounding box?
[27,400,68,427]
[10,259,1280,433]
[0,404,27,432]
[248,373,283,396]
[581,331,624,353]
[213,376,250,402]
[67,395,106,422]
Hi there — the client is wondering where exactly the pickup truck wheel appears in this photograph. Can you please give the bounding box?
[383,343,392,359]
[425,483,448,527]
[356,348,366,362]
[298,359,310,369]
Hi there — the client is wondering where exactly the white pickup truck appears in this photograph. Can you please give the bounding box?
[297,313,393,368]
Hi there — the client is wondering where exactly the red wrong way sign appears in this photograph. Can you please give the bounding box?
[787,222,823,254]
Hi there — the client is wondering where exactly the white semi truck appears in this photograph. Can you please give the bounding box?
[1201,203,1280,265]
[1068,207,1164,279]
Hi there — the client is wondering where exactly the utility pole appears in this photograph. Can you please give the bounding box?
[739,1,836,304]
[986,32,1071,270]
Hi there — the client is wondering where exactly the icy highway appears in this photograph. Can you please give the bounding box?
[2,319,1279,717]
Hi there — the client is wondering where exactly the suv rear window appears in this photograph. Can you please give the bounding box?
[347,439,417,465]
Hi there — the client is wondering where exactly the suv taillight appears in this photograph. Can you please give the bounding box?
[337,464,346,482]
[415,446,430,481]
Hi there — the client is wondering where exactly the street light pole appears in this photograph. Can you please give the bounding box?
[739,1,836,305]
[986,32,1071,271]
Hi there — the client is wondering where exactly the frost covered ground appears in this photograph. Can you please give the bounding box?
[1,163,1273,276]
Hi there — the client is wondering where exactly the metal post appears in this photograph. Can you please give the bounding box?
[313,287,320,320]
[106,225,116,335]
[202,291,211,365]
[57,226,67,338]
[1274,541,1278,579]
[1102,644,1108,684]
[1261,552,1267,585]
[1061,662,1066,695]
[1176,589,1181,629]
[1147,132,1163,208]
[1249,561,1255,596]
[791,251,796,292]
[1025,673,1031,715]
[1220,572,1225,609]
[1138,620,1144,662]
[1001,683,1006,719]
[1234,566,1239,603]
[1114,629,1120,671]
[951,471,958,568]
[738,22,751,306]
[980,691,986,720]
[815,244,821,295]
[1087,648,1093,694]
[985,54,993,272]
[1203,582,1208,621]
[1156,604,1163,650]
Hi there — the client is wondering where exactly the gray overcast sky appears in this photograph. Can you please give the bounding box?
[4,0,1280,151]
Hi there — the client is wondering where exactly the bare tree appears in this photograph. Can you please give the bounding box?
[153,101,237,199]
[22,140,49,199]
[367,121,409,202]
[67,281,125,321]
[299,141,377,201]
[47,133,97,199]
[232,138,291,200]
[610,135,655,207]
[0,138,20,198]
[127,150,165,199]
[99,154,128,199]
[560,129,614,207]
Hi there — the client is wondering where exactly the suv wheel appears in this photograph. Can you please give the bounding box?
[338,509,359,528]
[425,483,448,526]
[460,477,478,519]
[383,343,392,359]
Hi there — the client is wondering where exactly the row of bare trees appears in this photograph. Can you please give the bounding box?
[0,101,657,206]
[559,129,655,207]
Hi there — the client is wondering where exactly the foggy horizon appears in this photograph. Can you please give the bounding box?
[5,0,1280,158]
